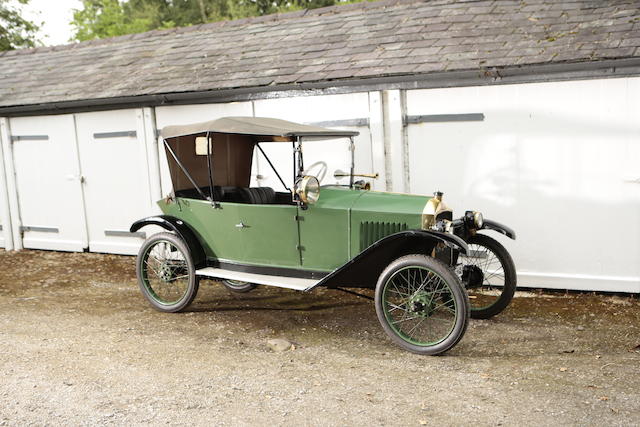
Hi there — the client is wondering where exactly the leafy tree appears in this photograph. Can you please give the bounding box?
[241,0,337,16]
[72,0,162,41]
[0,0,41,51]
[71,0,363,41]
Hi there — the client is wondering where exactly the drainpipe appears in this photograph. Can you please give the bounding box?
[381,90,406,193]
[0,118,21,250]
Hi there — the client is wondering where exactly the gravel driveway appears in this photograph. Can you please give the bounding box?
[0,250,638,426]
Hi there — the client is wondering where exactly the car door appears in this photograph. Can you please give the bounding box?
[235,203,301,269]
[170,198,246,262]
[296,187,361,272]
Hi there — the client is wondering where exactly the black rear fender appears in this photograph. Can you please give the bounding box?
[316,230,467,289]
[130,215,206,267]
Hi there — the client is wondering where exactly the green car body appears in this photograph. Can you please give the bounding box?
[159,186,427,275]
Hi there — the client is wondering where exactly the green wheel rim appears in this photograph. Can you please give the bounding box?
[382,266,458,346]
[225,280,249,287]
[141,239,190,306]
[459,243,506,312]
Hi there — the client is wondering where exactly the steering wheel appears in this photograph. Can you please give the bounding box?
[303,161,328,183]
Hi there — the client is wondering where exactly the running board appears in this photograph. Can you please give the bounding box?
[196,267,319,291]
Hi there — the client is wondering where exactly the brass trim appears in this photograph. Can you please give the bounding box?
[421,193,451,229]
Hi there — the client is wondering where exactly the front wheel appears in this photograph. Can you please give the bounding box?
[458,234,517,319]
[375,255,469,355]
[136,232,199,313]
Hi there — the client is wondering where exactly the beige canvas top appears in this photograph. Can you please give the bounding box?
[161,116,359,139]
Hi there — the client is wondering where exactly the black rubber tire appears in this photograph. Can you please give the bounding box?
[136,232,199,313]
[375,254,470,356]
[221,279,257,293]
[463,234,517,319]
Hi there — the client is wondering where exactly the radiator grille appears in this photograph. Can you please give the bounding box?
[360,221,408,250]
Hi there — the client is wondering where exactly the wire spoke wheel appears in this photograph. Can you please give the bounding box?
[375,255,469,355]
[221,279,257,293]
[143,241,190,304]
[458,234,517,319]
[384,267,456,345]
[136,232,198,313]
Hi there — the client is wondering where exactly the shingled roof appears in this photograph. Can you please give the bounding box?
[1,0,639,113]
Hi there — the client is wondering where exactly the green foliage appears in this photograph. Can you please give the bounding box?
[0,0,41,51]
[233,0,335,16]
[71,0,366,41]
[72,0,160,41]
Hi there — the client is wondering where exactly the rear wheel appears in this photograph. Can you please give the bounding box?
[375,255,469,355]
[221,279,256,293]
[136,232,198,313]
[458,234,516,319]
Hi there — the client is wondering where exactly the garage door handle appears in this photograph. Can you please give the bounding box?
[624,177,640,184]
[66,174,86,183]
[235,222,248,228]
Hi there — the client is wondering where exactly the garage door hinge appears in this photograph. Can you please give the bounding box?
[11,135,49,142]
[295,215,304,221]
[20,226,59,234]
[93,131,137,139]
[296,244,305,251]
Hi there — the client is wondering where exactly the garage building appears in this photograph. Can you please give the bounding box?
[0,0,639,292]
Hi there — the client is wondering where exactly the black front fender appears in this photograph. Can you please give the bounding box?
[422,229,469,254]
[482,219,516,240]
[313,229,467,290]
[130,215,206,267]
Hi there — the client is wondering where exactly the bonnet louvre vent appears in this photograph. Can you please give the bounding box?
[360,222,408,250]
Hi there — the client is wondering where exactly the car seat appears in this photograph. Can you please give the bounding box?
[238,187,276,204]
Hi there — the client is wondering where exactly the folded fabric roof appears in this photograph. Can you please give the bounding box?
[161,116,359,139]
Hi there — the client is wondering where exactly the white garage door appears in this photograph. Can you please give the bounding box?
[9,114,88,251]
[405,78,640,293]
[74,109,157,255]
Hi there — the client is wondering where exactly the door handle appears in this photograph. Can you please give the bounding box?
[623,177,640,184]
[235,222,248,228]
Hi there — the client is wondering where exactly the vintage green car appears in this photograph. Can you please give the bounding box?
[131,117,516,355]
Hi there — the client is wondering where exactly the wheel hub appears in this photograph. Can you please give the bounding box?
[158,263,173,282]
[462,265,484,288]
[408,292,434,318]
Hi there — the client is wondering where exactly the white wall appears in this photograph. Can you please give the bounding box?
[404,78,640,292]
[0,77,638,292]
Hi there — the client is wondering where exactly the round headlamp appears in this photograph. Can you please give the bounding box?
[464,210,484,229]
[473,211,484,228]
[295,175,320,204]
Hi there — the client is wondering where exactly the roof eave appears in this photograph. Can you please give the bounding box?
[1,58,639,118]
